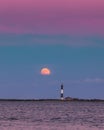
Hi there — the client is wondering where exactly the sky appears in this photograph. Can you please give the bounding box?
[0,0,104,99]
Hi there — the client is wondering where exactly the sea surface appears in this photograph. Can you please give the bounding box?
[0,101,104,130]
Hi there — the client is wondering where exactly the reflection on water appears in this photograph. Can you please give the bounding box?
[0,101,104,130]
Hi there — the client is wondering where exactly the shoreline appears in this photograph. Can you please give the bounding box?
[0,98,104,102]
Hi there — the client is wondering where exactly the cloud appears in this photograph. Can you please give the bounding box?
[67,78,104,84]
[32,35,104,47]
[0,34,104,47]
[83,78,104,83]
[47,78,104,88]
[0,19,104,35]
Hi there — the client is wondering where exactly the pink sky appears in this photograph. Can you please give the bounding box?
[0,0,104,35]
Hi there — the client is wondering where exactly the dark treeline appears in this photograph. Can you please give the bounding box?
[0,98,104,102]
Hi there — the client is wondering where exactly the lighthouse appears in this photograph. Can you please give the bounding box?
[60,84,64,100]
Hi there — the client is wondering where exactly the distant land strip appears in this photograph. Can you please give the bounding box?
[0,98,104,102]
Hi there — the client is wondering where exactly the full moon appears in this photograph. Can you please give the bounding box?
[40,68,51,75]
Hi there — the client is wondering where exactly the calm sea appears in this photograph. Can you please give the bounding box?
[0,101,104,130]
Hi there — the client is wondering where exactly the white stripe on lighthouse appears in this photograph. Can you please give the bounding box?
[61,89,63,94]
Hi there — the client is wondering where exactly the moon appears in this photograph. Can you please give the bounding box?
[40,68,51,75]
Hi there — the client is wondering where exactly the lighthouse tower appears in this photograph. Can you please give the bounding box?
[60,84,64,100]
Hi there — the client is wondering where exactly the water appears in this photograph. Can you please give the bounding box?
[0,101,104,130]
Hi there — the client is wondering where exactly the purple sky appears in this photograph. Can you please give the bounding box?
[0,0,104,36]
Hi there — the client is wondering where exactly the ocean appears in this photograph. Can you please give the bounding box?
[0,101,104,130]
